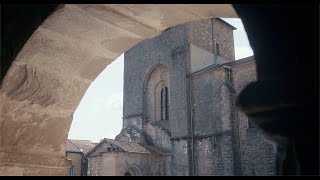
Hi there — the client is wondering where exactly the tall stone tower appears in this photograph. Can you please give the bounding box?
[116,18,239,175]
[187,18,236,61]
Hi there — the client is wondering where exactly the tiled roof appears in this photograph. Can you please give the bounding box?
[105,139,150,154]
[223,55,255,67]
[66,139,96,154]
[191,56,255,77]
[66,140,82,153]
[86,138,168,157]
[138,143,170,155]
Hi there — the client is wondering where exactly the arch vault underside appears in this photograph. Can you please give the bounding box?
[0,4,237,175]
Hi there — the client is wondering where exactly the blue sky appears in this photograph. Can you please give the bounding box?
[68,18,253,143]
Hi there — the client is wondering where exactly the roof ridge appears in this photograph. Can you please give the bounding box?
[69,139,93,142]
[68,139,83,152]
[67,139,83,153]
[109,138,140,145]
[85,138,119,156]
[106,139,152,153]
[105,139,129,152]
[68,139,96,154]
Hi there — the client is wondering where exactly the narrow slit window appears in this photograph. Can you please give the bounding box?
[161,88,164,120]
[216,43,220,55]
[165,86,169,120]
[160,86,169,121]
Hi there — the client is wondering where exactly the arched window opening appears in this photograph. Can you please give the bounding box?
[144,64,170,123]
[160,86,169,121]
[123,164,143,176]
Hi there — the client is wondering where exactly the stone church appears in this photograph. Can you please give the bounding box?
[86,18,276,176]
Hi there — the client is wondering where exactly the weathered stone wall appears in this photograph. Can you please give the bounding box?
[187,20,214,52]
[0,5,238,176]
[186,18,235,61]
[190,57,276,176]
[194,135,234,175]
[123,23,188,119]
[87,156,102,176]
[231,60,276,176]
[123,23,191,175]
[212,19,235,61]
[190,44,215,73]
[100,153,116,176]
[122,18,275,176]
[66,152,82,176]
[143,64,171,151]
[170,139,190,176]
[192,70,224,135]
[191,69,235,175]
[113,152,168,176]
[87,151,169,176]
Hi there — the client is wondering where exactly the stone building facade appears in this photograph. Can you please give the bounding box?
[86,138,169,176]
[65,139,96,176]
[115,18,276,176]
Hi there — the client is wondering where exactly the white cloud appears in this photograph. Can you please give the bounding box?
[105,92,123,111]
[235,47,254,60]
[93,97,105,104]
[222,18,254,59]
[86,92,123,112]
[222,18,246,32]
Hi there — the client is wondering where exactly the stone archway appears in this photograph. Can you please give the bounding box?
[1,4,319,176]
[0,4,237,176]
[123,164,143,176]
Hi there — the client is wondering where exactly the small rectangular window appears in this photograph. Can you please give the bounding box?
[216,43,220,56]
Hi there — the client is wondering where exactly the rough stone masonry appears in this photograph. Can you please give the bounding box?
[115,18,276,176]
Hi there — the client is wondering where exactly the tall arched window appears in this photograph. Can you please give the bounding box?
[160,86,169,120]
[144,64,171,151]
[144,65,170,123]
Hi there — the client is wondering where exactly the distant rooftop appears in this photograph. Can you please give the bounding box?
[66,139,96,154]
[86,138,169,157]
[223,55,255,67]
[105,138,150,154]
